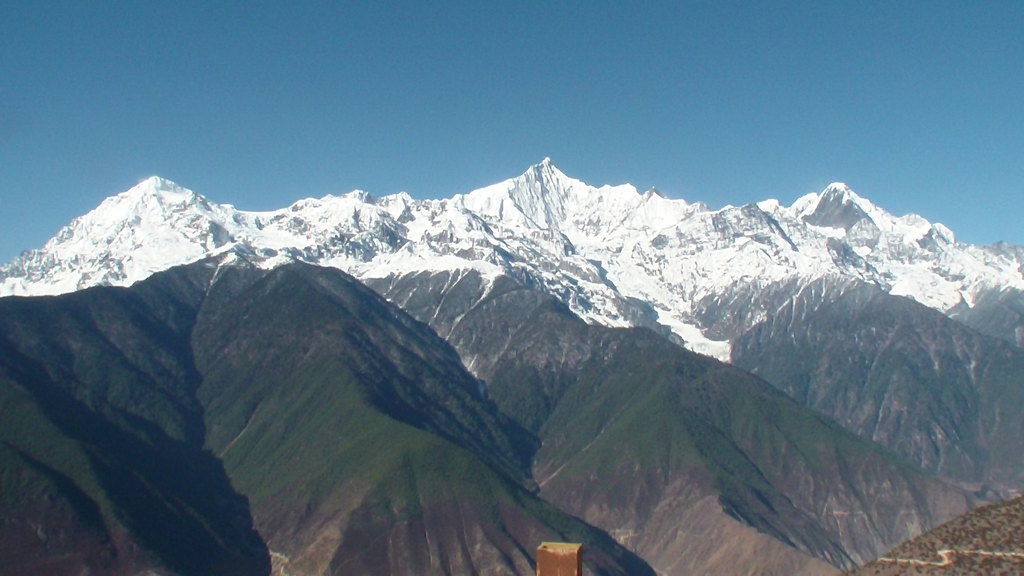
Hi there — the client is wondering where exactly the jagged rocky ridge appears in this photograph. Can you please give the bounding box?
[4,160,1023,358]
[4,160,1022,484]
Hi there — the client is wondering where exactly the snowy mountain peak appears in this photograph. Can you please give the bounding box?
[125,176,191,198]
[128,175,174,192]
[459,159,586,230]
[145,175,177,188]
[3,163,1024,361]
[0,176,242,297]
[802,182,875,231]
[521,157,580,192]
[112,176,213,216]
[823,181,853,195]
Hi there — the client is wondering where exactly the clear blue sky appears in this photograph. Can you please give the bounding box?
[2,1,1022,262]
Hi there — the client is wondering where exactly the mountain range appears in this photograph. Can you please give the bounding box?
[2,160,1022,574]
[4,159,1024,356]
[5,159,1023,483]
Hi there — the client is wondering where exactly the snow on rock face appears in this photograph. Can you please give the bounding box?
[3,162,1024,361]
[801,183,874,231]
[0,177,243,296]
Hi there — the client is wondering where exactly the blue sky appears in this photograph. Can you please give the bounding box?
[2,1,1022,262]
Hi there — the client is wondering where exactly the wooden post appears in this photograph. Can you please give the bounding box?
[536,542,582,576]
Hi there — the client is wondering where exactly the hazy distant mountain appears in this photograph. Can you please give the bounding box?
[731,277,1024,487]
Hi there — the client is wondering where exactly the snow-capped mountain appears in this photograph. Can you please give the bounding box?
[3,159,1023,358]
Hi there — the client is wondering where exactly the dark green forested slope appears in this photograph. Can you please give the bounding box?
[0,260,653,576]
[0,269,269,576]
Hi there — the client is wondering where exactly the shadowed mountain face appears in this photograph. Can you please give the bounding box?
[0,261,654,576]
[730,278,1024,488]
[949,284,1024,347]
[0,266,270,576]
[368,270,973,574]
[801,184,873,231]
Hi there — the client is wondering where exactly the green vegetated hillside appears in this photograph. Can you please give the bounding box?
[190,263,652,576]
[851,494,1024,575]
[0,260,653,576]
[0,272,270,576]
[8,259,1015,576]
[369,270,975,575]
[731,277,1024,488]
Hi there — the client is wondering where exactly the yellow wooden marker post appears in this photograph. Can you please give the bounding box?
[536,542,582,576]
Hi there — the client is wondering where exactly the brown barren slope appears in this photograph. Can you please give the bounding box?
[852,495,1024,575]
